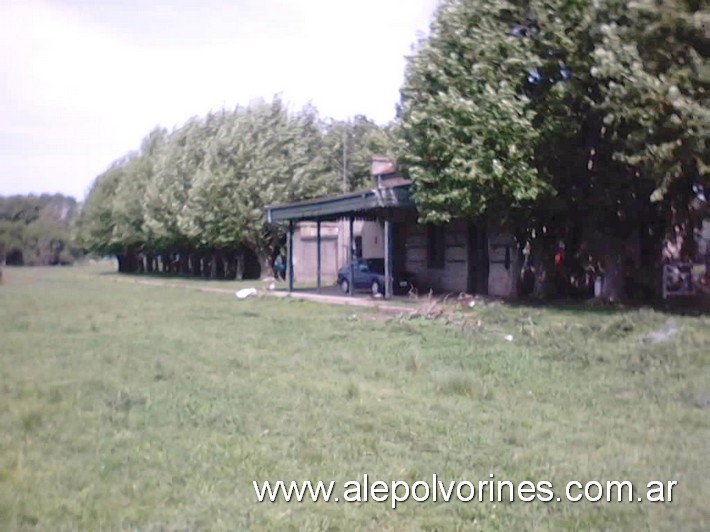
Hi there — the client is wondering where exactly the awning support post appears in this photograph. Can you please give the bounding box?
[348,216,354,296]
[384,215,393,299]
[287,220,294,293]
[316,220,322,293]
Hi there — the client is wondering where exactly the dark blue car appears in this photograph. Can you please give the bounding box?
[337,258,415,295]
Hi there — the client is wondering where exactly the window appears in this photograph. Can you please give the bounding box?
[427,224,445,269]
[365,258,384,274]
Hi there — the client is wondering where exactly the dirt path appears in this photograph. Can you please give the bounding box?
[106,275,416,314]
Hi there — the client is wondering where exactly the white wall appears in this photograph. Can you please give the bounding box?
[293,222,341,283]
[292,220,383,283]
[361,221,384,259]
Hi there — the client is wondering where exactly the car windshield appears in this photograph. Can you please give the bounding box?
[364,259,384,274]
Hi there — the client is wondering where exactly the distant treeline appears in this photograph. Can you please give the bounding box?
[0,194,82,266]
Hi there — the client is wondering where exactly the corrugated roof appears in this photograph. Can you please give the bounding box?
[265,182,414,222]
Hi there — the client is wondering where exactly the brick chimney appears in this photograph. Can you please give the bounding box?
[371,156,402,188]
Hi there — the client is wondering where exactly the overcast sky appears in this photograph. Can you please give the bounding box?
[0,0,439,200]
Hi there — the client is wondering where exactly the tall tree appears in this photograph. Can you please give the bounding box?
[74,160,128,259]
[181,98,337,276]
[399,0,550,223]
[323,115,399,191]
[110,127,168,270]
[399,0,708,299]
[144,119,208,258]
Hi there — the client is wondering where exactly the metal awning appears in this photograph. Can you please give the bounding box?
[264,181,414,300]
[266,182,414,222]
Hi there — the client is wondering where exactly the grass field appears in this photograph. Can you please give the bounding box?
[1,266,708,530]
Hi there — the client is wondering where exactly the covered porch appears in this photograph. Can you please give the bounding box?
[265,181,415,300]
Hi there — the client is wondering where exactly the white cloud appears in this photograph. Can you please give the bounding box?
[0,0,439,199]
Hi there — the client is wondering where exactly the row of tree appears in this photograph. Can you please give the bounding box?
[399,0,708,299]
[74,98,395,278]
[0,194,81,266]
[76,0,707,299]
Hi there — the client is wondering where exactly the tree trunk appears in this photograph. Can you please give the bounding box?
[509,244,522,299]
[180,252,189,276]
[223,252,234,279]
[531,237,554,299]
[210,252,218,279]
[235,250,244,280]
[256,249,274,279]
[203,255,210,278]
[123,249,138,273]
[599,239,626,301]
[217,252,225,278]
[190,254,200,277]
[600,253,625,301]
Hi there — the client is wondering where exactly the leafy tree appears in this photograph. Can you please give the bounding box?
[175,110,251,276]
[398,0,550,223]
[110,128,167,267]
[595,1,709,249]
[74,162,126,260]
[555,0,708,298]
[399,0,708,299]
[144,118,208,257]
[181,98,337,275]
[323,115,399,191]
[0,219,26,265]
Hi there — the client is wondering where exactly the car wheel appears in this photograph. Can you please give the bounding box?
[340,278,350,294]
[371,280,382,296]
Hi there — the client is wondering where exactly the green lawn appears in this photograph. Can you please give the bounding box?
[0,266,708,530]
